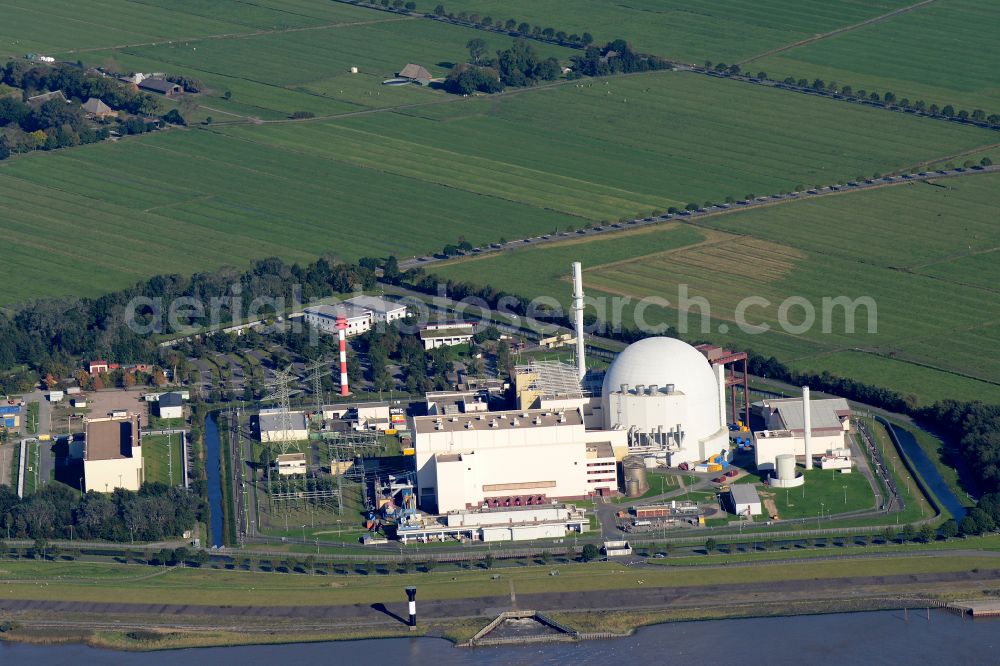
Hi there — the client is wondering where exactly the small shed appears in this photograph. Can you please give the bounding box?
[728,484,762,517]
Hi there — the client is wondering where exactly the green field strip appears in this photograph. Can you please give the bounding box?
[755,0,1000,113]
[441,0,911,65]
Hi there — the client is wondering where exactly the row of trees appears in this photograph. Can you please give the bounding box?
[0,482,201,541]
[431,4,593,47]
[0,255,377,394]
[921,403,1000,494]
[702,62,1000,128]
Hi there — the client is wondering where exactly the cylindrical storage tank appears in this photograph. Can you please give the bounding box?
[622,456,649,497]
[776,453,796,480]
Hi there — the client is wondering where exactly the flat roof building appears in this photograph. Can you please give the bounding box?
[419,322,475,350]
[258,409,309,442]
[303,296,407,337]
[753,397,851,470]
[83,414,143,492]
[728,484,761,517]
[273,452,307,476]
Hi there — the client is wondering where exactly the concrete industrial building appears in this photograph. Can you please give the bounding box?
[753,395,852,470]
[419,322,475,350]
[82,414,143,492]
[273,452,307,475]
[397,503,587,543]
[412,408,618,512]
[728,484,762,517]
[323,401,394,431]
[257,408,309,442]
[602,337,729,466]
[303,296,407,337]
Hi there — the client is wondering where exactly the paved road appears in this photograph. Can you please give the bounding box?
[399,165,999,272]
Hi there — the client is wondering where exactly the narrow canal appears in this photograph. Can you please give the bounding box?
[204,412,224,547]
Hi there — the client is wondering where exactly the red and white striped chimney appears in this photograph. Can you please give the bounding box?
[337,315,349,396]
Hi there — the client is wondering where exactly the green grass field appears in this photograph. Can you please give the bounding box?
[141,434,184,487]
[0,553,996,606]
[442,0,911,64]
[754,0,1000,115]
[766,467,875,520]
[4,69,990,306]
[433,172,1000,406]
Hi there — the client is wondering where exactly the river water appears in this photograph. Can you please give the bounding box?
[204,413,224,547]
[1,610,996,665]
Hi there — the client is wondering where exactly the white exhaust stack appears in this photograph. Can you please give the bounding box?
[572,261,586,381]
[715,363,727,428]
[802,386,812,470]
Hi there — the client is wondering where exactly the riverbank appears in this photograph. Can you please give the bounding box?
[2,552,999,651]
[0,592,991,652]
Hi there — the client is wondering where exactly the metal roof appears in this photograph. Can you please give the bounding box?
[515,360,584,399]
[85,416,139,461]
[413,408,582,434]
[258,411,307,433]
[729,484,760,505]
[763,397,850,432]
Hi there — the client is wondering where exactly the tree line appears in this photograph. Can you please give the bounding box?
[0,255,377,395]
[429,4,593,48]
[0,482,201,541]
[701,63,1000,129]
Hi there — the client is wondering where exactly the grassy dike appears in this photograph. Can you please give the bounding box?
[1,549,998,651]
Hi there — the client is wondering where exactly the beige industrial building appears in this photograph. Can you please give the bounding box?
[753,396,852,470]
[273,452,307,475]
[413,408,619,512]
[83,414,143,492]
[397,504,587,543]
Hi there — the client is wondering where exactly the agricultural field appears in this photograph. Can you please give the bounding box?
[77,17,575,120]
[432,172,1000,406]
[441,0,911,64]
[141,434,185,487]
[0,0,380,56]
[3,68,991,306]
[753,0,1000,117]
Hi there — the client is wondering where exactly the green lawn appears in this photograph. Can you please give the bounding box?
[755,0,1000,115]
[141,434,184,487]
[433,172,1000,406]
[0,553,996,607]
[766,467,875,521]
[442,0,911,64]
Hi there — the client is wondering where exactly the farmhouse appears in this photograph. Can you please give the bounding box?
[138,78,182,96]
[397,63,432,85]
[26,90,67,107]
[82,414,144,492]
[82,97,115,118]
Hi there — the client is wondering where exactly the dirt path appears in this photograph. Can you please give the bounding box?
[738,0,940,65]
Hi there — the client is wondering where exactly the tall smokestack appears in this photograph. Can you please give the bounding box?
[405,586,417,630]
[337,315,349,396]
[715,363,727,428]
[572,261,586,381]
[802,386,812,470]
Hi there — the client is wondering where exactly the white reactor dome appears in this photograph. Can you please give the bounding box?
[602,337,724,449]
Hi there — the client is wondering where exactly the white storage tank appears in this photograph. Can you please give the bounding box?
[776,453,796,481]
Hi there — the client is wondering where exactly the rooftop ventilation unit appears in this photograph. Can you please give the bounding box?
[512,418,520,427]
[489,419,498,428]
[464,421,474,429]
[649,384,658,394]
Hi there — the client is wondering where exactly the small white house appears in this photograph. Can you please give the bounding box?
[273,452,307,476]
[156,392,184,419]
[419,322,475,350]
[47,390,64,402]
